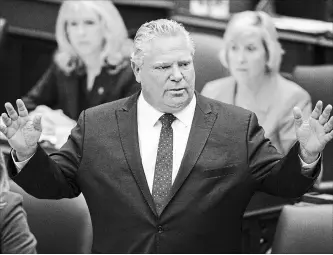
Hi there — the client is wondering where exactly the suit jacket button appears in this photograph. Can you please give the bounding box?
[98,87,104,95]
[158,226,164,233]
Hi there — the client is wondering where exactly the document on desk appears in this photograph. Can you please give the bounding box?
[29,105,76,149]
[0,106,75,149]
[273,16,333,35]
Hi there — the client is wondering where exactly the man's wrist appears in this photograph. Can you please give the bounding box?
[15,146,37,162]
[299,148,319,164]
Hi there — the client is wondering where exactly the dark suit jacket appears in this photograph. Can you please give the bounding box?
[0,191,37,254]
[9,92,319,253]
[22,61,140,120]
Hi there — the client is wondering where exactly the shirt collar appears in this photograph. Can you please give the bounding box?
[137,92,196,128]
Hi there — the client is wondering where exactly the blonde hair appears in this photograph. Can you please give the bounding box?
[131,19,195,67]
[54,0,132,74]
[0,152,9,209]
[220,11,284,73]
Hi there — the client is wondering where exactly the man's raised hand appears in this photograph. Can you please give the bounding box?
[0,99,42,160]
[293,101,333,163]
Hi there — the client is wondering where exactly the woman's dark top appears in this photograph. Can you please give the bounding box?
[22,61,141,120]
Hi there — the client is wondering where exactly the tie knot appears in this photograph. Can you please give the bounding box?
[159,113,176,127]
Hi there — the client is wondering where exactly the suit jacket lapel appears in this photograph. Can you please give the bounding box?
[116,92,157,216]
[166,94,217,209]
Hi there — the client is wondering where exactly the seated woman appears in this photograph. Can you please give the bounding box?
[22,0,140,147]
[0,151,37,253]
[201,11,312,155]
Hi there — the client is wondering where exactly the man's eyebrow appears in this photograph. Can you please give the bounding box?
[153,58,192,66]
[154,61,171,65]
[179,59,192,62]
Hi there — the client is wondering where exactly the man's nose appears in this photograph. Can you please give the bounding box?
[170,65,183,82]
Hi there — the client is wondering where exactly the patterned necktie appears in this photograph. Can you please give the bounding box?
[152,113,176,215]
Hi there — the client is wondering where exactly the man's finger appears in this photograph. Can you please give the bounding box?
[16,99,29,117]
[4,102,19,121]
[323,129,333,144]
[1,113,12,126]
[0,124,7,136]
[319,104,332,125]
[33,114,42,132]
[324,116,333,133]
[293,106,303,128]
[311,100,323,120]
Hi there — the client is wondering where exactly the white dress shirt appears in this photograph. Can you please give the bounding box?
[137,93,196,193]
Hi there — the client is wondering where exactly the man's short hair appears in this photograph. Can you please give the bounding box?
[131,19,195,67]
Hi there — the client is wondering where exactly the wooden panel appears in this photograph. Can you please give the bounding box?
[0,0,174,38]
[275,0,333,22]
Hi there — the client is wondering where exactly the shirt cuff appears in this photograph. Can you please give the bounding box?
[11,150,35,172]
[298,153,321,176]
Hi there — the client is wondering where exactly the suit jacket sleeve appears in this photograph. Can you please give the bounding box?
[22,63,58,112]
[247,112,320,198]
[0,192,37,254]
[8,111,85,199]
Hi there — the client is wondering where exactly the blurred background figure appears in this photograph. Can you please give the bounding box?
[22,0,140,148]
[0,150,37,253]
[201,11,312,155]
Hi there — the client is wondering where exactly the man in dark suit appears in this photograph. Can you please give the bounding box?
[1,19,333,253]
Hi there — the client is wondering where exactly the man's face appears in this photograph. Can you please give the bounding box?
[134,34,195,113]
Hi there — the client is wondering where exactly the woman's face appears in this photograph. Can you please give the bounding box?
[227,29,268,82]
[66,6,105,58]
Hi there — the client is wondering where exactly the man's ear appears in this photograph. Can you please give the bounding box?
[131,61,142,83]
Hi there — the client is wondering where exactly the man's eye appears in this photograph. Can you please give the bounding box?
[181,62,190,67]
[156,66,170,70]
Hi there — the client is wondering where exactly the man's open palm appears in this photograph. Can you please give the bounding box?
[293,101,333,162]
[0,99,42,158]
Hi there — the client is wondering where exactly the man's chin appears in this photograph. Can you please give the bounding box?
[164,98,191,113]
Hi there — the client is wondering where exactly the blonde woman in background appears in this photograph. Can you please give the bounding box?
[22,0,140,147]
[201,11,312,155]
[0,151,37,253]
